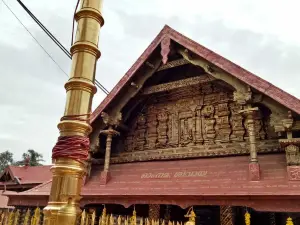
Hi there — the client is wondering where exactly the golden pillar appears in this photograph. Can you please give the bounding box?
[43,0,104,225]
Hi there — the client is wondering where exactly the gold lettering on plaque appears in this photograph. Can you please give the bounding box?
[141,171,208,179]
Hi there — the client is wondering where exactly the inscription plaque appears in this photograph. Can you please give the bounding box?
[141,171,208,179]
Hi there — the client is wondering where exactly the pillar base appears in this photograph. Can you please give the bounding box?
[100,171,111,185]
[287,166,300,181]
[249,162,260,181]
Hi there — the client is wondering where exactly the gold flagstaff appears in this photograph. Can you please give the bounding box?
[43,0,104,225]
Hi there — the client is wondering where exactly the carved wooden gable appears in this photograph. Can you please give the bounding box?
[90,26,300,180]
[112,72,279,163]
[127,83,265,147]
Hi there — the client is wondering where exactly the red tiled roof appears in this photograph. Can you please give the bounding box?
[0,165,52,185]
[10,154,300,197]
[90,25,300,123]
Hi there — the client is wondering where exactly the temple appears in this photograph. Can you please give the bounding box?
[3,25,300,225]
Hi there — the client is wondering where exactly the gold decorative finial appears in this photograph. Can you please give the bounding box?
[184,207,196,225]
[130,206,137,225]
[245,211,250,225]
[286,217,294,225]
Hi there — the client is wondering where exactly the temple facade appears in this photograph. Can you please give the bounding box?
[4,25,300,225]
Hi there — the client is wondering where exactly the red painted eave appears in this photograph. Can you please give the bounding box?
[90,25,300,123]
[9,154,300,198]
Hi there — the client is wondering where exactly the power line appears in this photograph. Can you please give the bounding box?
[15,0,109,95]
[1,0,69,78]
[2,0,110,95]
[16,0,72,58]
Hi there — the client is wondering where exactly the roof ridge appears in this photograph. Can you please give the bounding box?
[167,26,300,103]
[90,24,300,123]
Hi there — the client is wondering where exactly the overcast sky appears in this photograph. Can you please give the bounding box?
[0,0,300,164]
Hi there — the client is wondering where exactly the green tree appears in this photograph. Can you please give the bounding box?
[14,149,44,166]
[0,150,14,173]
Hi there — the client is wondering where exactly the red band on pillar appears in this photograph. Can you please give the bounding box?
[52,136,90,162]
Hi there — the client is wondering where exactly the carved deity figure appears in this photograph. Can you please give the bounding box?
[156,111,169,147]
[168,113,179,147]
[286,145,300,166]
[178,110,194,147]
[194,108,203,144]
[215,103,231,143]
[201,105,216,144]
[254,110,267,140]
[229,102,245,142]
[145,112,158,150]
[134,114,147,151]
[124,122,136,152]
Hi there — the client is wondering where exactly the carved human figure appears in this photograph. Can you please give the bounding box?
[156,111,169,147]
[254,110,267,140]
[194,109,204,144]
[215,103,231,143]
[178,111,194,146]
[168,113,179,147]
[229,102,245,142]
[201,105,216,144]
[286,145,300,166]
[124,123,136,152]
[146,113,158,150]
[132,114,147,151]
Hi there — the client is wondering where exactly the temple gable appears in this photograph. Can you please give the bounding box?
[89,26,300,183]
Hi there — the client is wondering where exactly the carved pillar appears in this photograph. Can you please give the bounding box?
[148,205,160,221]
[220,206,233,225]
[99,112,121,184]
[278,112,300,180]
[279,137,300,180]
[240,107,260,181]
[99,127,119,184]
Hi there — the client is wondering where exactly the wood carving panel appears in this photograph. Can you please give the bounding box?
[229,102,244,142]
[123,80,274,158]
[215,103,231,143]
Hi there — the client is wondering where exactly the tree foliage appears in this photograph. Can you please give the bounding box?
[0,149,44,172]
[14,149,44,166]
[0,150,14,173]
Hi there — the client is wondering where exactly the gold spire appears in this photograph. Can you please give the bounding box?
[42,0,104,225]
[184,207,196,225]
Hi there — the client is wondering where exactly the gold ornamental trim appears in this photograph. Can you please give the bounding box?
[58,120,92,137]
[70,42,101,58]
[51,158,87,175]
[75,8,104,26]
[65,78,97,94]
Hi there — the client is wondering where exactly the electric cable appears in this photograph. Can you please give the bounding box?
[3,0,109,95]
[1,0,69,78]
[16,0,109,94]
